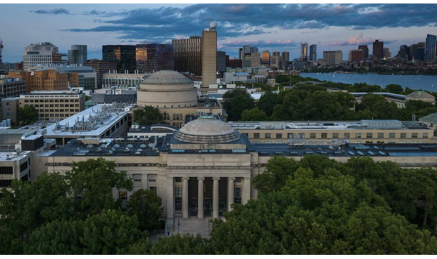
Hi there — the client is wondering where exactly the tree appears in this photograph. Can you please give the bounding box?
[257,91,281,117]
[133,106,163,125]
[223,88,255,121]
[127,189,163,231]
[18,105,38,126]
[385,84,404,94]
[150,234,211,255]
[65,158,133,219]
[241,107,269,121]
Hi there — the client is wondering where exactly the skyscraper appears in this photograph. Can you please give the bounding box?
[300,43,308,61]
[68,45,87,66]
[85,59,117,88]
[172,36,201,76]
[102,45,136,74]
[309,44,317,61]
[261,50,270,67]
[372,40,384,60]
[282,51,289,70]
[23,42,59,70]
[358,45,369,59]
[135,43,174,73]
[240,45,259,68]
[201,22,217,89]
[270,51,282,69]
[383,48,391,59]
[349,49,364,61]
[323,50,342,65]
[425,34,436,61]
[0,36,3,71]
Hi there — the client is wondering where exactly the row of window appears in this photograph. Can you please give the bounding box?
[36,109,79,113]
[24,99,80,103]
[250,132,429,139]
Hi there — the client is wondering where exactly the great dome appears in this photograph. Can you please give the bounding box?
[174,116,240,144]
[137,70,197,108]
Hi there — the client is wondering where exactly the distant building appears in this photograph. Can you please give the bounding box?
[1,97,19,126]
[23,42,59,70]
[201,23,217,89]
[348,49,364,61]
[92,87,137,104]
[309,44,317,61]
[102,45,136,74]
[282,51,290,70]
[172,36,202,76]
[358,45,369,59]
[68,45,87,66]
[7,69,78,92]
[323,50,342,65]
[217,51,226,74]
[383,48,391,59]
[226,58,242,69]
[135,44,174,74]
[0,77,27,98]
[300,43,308,61]
[270,51,282,69]
[102,73,145,89]
[425,34,436,61]
[0,36,3,71]
[373,40,384,60]
[397,45,410,60]
[410,42,425,61]
[85,59,117,89]
[261,50,270,67]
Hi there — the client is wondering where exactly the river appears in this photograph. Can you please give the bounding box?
[301,73,437,92]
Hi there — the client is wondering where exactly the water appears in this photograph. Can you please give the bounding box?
[301,73,437,92]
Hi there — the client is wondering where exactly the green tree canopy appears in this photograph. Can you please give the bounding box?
[241,107,269,121]
[256,91,281,117]
[223,88,255,121]
[133,105,163,125]
[18,105,39,126]
[385,84,404,94]
[150,234,212,255]
[127,189,163,231]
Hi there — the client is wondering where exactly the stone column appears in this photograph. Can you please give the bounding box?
[197,177,205,219]
[227,177,235,212]
[242,177,251,205]
[213,177,220,219]
[166,177,174,219]
[182,177,189,219]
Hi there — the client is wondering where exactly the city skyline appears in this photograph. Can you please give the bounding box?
[0,3,437,62]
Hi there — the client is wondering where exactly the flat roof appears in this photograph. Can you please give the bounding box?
[0,151,31,161]
[44,104,130,137]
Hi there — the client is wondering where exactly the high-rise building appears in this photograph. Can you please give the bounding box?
[348,49,364,61]
[397,45,410,60]
[85,59,117,88]
[201,22,217,89]
[323,50,342,65]
[358,45,369,59]
[240,45,259,68]
[282,51,289,70]
[261,50,270,67]
[102,45,136,74]
[217,51,226,73]
[300,43,308,61]
[135,44,174,74]
[425,34,437,61]
[270,51,282,69]
[23,42,59,70]
[172,36,201,76]
[68,45,87,66]
[0,36,3,71]
[309,44,317,61]
[383,48,391,59]
[372,40,384,60]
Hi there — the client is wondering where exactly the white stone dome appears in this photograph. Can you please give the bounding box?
[174,116,240,143]
[142,70,193,85]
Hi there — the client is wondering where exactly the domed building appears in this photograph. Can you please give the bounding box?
[137,70,197,108]
[136,70,225,127]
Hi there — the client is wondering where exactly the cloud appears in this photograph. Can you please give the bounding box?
[83,10,129,17]
[31,8,72,15]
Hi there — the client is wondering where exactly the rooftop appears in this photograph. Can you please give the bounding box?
[0,151,31,161]
[142,70,193,85]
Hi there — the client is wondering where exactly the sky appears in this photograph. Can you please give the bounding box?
[0,3,437,62]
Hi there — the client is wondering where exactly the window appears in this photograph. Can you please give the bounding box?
[119,191,127,200]
[344,133,350,138]
[287,133,293,139]
[400,133,407,139]
[234,187,242,204]
[389,133,395,138]
[254,133,260,139]
[366,133,373,139]
[20,162,28,172]
[333,133,339,139]
[0,166,13,175]
[276,133,282,139]
[378,133,384,139]
[0,180,12,187]
[310,133,316,139]
[148,174,156,182]
[355,133,361,138]
[133,174,141,182]
[412,133,418,139]
[149,186,157,194]
[423,133,429,138]
[265,133,271,139]
[321,133,328,138]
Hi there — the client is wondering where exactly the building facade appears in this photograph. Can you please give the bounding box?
[23,42,59,70]
[85,59,117,89]
[309,44,317,62]
[0,77,27,98]
[172,36,202,76]
[201,23,217,89]
[7,69,78,92]
[323,51,342,65]
[349,49,364,61]
[373,40,384,60]
[358,45,369,59]
[136,44,174,74]
[261,50,270,67]
[300,43,308,61]
[68,45,87,66]
[425,34,437,61]
[102,45,137,74]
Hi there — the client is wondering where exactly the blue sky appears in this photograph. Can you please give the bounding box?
[0,3,436,62]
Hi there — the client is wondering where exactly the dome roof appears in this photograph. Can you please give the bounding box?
[174,116,240,144]
[142,70,193,85]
